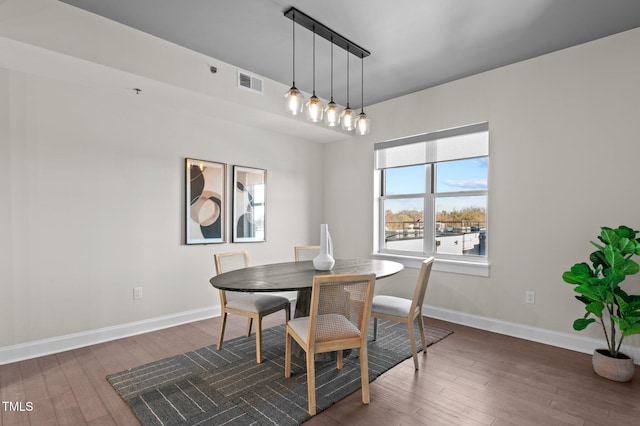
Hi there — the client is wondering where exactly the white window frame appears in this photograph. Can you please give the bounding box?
[372,123,490,277]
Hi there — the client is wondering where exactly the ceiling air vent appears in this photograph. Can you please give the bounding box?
[237,70,263,94]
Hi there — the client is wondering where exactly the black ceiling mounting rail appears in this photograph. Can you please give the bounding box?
[284,7,370,58]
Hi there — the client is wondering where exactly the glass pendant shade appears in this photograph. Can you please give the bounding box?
[306,95,324,122]
[285,86,304,115]
[285,12,303,116]
[304,29,324,123]
[324,101,341,126]
[355,54,370,136]
[355,111,370,135]
[341,107,356,131]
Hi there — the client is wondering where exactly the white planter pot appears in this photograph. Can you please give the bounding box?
[592,349,635,382]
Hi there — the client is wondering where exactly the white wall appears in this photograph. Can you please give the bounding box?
[0,67,324,350]
[324,28,640,358]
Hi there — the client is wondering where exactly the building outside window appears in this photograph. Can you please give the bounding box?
[374,123,489,276]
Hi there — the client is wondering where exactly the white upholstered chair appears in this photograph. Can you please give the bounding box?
[214,251,290,364]
[284,273,375,415]
[294,245,320,262]
[371,257,434,370]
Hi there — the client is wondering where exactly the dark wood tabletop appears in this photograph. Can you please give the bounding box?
[209,258,403,292]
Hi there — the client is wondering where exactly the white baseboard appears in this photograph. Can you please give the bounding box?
[0,306,221,366]
[424,305,640,365]
[3,302,637,366]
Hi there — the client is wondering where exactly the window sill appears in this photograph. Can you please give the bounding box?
[371,252,489,277]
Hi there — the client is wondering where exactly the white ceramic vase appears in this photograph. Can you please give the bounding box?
[313,224,335,270]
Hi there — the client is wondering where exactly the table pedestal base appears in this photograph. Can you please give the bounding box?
[294,288,311,318]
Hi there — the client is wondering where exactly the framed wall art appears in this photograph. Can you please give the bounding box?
[233,165,266,242]
[185,158,226,244]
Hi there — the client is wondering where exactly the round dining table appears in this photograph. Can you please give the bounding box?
[209,258,403,318]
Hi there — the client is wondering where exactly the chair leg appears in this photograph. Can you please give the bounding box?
[408,320,419,370]
[306,351,316,416]
[373,317,378,341]
[217,312,228,350]
[246,317,253,337]
[285,303,291,322]
[359,344,370,405]
[255,314,263,364]
[417,314,427,354]
[336,350,343,369]
[284,330,292,378]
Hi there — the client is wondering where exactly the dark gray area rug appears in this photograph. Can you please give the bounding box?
[107,319,452,426]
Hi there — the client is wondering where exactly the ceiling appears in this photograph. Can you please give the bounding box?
[60,0,640,109]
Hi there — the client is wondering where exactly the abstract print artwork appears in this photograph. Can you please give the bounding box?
[186,158,226,244]
[233,166,266,242]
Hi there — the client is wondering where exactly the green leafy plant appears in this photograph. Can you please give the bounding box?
[562,226,640,358]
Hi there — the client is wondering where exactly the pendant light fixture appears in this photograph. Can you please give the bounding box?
[305,28,324,122]
[283,7,370,134]
[341,47,356,131]
[284,11,304,115]
[324,37,341,127]
[355,53,370,135]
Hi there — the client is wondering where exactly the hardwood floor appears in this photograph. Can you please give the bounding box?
[1,313,639,425]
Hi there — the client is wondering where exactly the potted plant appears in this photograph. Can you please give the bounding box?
[562,225,640,381]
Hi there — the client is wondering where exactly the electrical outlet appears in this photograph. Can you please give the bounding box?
[525,291,535,304]
[133,286,143,300]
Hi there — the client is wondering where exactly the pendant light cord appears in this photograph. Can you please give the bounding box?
[361,54,364,113]
[346,46,350,107]
[292,13,296,86]
[312,26,316,95]
[330,37,334,101]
